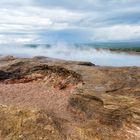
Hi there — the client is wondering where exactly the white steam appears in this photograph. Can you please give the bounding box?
[0,43,140,67]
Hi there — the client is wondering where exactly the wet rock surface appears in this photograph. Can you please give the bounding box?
[0,56,140,140]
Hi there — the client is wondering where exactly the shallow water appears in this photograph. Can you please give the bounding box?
[0,44,140,67]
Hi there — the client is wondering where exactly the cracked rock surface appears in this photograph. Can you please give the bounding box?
[0,56,140,140]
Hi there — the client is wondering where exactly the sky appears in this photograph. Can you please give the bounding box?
[0,0,140,44]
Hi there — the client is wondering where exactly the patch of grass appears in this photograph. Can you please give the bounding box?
[109,47,140,52]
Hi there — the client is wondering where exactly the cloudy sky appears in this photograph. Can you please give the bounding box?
[0,0,140,44]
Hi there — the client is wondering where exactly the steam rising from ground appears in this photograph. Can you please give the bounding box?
[0,43,140,66]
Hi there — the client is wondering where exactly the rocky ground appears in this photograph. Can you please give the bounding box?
[0,56,140,140]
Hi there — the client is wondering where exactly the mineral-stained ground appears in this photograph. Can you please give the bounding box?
[0,56,140,140]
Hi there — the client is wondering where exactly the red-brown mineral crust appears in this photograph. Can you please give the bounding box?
[0,56,139,140]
